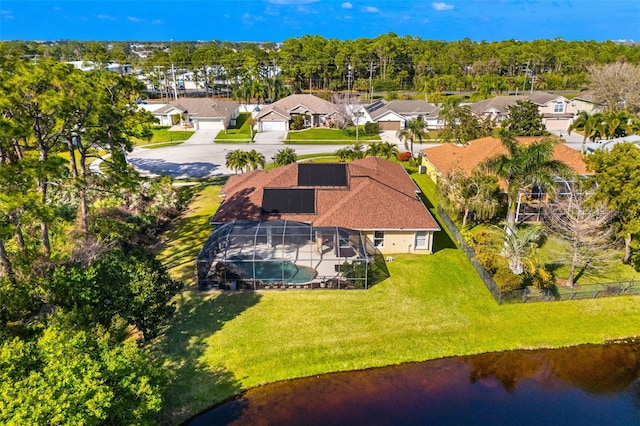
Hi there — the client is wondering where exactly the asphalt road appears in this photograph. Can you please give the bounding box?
[127,140,355,179]
[125,130,583,180]
[126,130,405,179]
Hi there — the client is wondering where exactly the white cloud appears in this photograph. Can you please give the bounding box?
[363,6,380,13]
[1,9,14,19]
[96,14,116,21]
[128,16,141,22]
[242,13,264,25]
[342,2,353,9]
[151,19,162,25]
[432,2,454,11]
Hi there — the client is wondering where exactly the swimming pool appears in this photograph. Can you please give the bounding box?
[229,256,317,284]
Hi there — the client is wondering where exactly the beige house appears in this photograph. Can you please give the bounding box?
[570,92,605,115]
[152,98,239,130]
[470,92,579,133]
[211,157,440,255]
[256,94,343,132]
[363,99,443,131]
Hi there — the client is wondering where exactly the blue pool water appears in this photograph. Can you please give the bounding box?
[229,257,317,284]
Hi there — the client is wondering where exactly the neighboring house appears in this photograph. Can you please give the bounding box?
[152,98,239,130]
[470,92,578,132]
[469,95,528,123]
[197,157,440,289]
[420,136,590,223]
[570,92,605,115]
[527,92,577,133]
[255,94,343,131]
[363,99,443,130]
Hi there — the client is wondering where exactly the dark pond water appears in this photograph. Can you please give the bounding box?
[188,342,640,426]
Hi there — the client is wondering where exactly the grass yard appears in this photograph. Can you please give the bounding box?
[285,127,381,144]
[214,113,255,143]
[132,126,195,146]
[153,163,640,425]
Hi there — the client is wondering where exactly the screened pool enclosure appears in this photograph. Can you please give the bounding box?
[197,220,373,290]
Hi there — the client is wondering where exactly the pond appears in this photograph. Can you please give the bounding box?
[187,342,640,425]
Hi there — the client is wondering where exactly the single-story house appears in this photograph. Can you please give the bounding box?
[420,136,590,223]
[363,99,443,131]
[470,92,578,133]
[255,94,343,132]
[152,98,239,130]
[197,157,440,289]
[570,92,605,115]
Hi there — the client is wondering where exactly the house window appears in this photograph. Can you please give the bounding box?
[414,231,428,249]
[553,102,564,113]
[373,231,385,248]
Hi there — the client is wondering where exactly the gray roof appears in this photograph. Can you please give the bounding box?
[256,94,341,120]
[154,98,239,119]
[526,91,563,105]
[365,99,440,120]
[470,91,568,115]
[573,92,596,103]
[470,95,527,115]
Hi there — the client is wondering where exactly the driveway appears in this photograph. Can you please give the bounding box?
[253,131,287,144]
[182,129,219,145]
[548,130,585,152]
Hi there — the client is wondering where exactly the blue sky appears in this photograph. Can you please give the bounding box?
[1,0,638,42]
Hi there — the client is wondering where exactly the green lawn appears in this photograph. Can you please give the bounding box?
[285,127,382,144]
[132,126,195,146]
[153,164,640,425]
[214,113,255,143]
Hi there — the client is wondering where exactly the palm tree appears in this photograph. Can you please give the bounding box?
[225,149,248,174]
[245,149,266,171]
[396,117,428,158]
[366,141,399,159]
[272,147,297,167]
[335,143,364,162]
[568,111,603,152]
[366,142,383,157]
[601,110,635,139]
[494,225,544,275]
[481,131,572,229]
[246,115,257,142]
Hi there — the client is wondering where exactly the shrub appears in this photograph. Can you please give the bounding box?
[290,115,305,130]
[364,122,380,134]
[398,152,412,162]
[493,266,525,292]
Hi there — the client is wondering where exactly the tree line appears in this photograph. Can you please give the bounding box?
[5,35,640,95]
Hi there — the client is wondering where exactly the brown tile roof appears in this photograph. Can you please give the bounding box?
[214,157,439,231]
[420,136,590,189]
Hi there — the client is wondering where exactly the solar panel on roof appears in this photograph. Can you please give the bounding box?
[262,189,315,214]
[298,163,348,187]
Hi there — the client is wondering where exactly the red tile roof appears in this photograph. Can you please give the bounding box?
[214,157,440,231]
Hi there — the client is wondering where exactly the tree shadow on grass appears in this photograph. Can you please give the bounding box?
[152,289,261,425]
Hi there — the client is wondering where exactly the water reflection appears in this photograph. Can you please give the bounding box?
[189,342,640,425]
